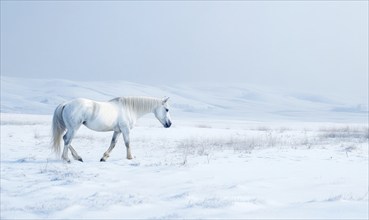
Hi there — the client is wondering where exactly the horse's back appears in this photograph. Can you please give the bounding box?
[63,98,94,116]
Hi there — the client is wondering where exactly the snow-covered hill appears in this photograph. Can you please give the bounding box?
[1,76,367,122]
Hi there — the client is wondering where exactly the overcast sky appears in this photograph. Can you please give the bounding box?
[1,1,368,96]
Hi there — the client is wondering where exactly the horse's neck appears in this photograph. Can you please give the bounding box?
[122,97,160,120]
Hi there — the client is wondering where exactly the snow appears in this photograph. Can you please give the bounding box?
[1,77,368,219]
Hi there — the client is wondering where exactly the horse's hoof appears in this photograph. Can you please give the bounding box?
[77,158,83,162]
[62,157,71,163]
[100,158,106,162]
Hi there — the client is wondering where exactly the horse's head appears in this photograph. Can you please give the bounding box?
[154,97,172,128]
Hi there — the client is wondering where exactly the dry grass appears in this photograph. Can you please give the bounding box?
[176,125,369,164]
[319,126,369,140]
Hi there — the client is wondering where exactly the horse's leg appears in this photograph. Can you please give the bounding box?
[100,131,121,162]
[122,130,133,160]
[62,130,75,163]
[69,145,83,162]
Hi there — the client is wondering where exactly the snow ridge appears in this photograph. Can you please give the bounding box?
[1,76,368,122]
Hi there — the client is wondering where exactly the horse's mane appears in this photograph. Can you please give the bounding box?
[110,96,162,117]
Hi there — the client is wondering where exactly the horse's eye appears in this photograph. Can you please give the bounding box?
[165,108,169,112]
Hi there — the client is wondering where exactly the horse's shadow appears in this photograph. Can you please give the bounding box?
[1,158,139,165]
[1,158,62,164]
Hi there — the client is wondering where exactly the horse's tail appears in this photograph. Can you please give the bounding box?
[51,103,66,155]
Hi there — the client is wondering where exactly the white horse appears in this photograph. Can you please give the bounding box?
[51,96,172,163]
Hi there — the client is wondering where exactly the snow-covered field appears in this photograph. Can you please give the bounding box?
[1,77,368,219]
[1,113,368,219]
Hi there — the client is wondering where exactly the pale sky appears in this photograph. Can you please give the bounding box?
[1,1,368,97]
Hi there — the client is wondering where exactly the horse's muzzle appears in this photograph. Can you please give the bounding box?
[164,121,172,128]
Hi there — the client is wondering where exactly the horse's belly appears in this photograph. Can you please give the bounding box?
[84,106,119,132]
[84,116,117,131]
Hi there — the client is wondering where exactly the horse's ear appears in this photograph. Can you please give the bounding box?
[162,97,170,104]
